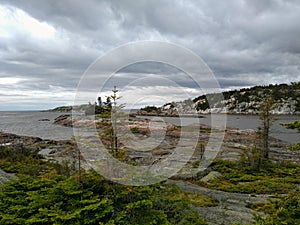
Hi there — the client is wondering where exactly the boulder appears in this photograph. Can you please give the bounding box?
[200,171,222,183]
[0,169,16,185]
[54,114,73,127]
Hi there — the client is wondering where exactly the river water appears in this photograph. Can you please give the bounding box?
[0,111,299,144]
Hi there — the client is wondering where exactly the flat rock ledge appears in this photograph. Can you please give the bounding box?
[168,179,271,225]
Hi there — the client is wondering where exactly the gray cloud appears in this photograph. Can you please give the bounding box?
[0,0,300,110]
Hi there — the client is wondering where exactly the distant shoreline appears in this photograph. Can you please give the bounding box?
[133,111,300,117]
[132,112,205,118]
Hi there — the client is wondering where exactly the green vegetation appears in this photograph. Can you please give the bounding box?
[231,98,275,170]
[178,93,300,224]
[282,120,300,151]
[291,81,300,111]
[188,158,300,224]
[195,160,300,195]
[286,142,300,151]
[50,106,73,112]
[85,86,124,116]
[84,104,103,115]
[93,87,127,160]
[258,97,274,159]
[283,120,300,131]
[250,97,275,168]
[166,192,218,207]
[110,86,125,155]
[139,106,161,113]
[0,145,211,225]
[5,82,300,224]
[50,104,107,114]
[252,190,300,224]
[183,158,300,224]
[223,83,298,103]
[193,82,300,112]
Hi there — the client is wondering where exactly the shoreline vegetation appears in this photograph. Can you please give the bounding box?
[0,111,299,224]
[48,82,300,116]
[1,83,300,224]
[0,117,300,224]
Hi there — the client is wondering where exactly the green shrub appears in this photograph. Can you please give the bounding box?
[0,147,208,224]
[253,191,300,224]
[198,160,300,194]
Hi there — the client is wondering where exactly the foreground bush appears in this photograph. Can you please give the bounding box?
[0,147,207,225]
[253,190,300,225]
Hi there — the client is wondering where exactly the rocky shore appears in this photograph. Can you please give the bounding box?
[151,83,300,115]
[2,113,295,170]
[168,179,271,225]
[1,113,298,225]
[134,111,205,118]
[0,132,77,166]
[52,114,299,167]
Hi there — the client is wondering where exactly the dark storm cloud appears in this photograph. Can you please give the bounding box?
[1,0,300,109]
[117,61,182,75]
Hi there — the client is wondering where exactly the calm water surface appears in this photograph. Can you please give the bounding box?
[0,111,74,140]
[139,114,300,144]
[0,111,299,144]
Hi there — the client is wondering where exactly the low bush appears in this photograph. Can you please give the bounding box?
[0,146,209,225]
[195,160,300,194]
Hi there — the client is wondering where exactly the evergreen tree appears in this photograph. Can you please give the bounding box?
[97,96,102,107]
[258,97,274,160]
[109,86,125,156]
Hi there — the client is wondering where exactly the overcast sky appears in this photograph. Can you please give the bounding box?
[0,0,300,110]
